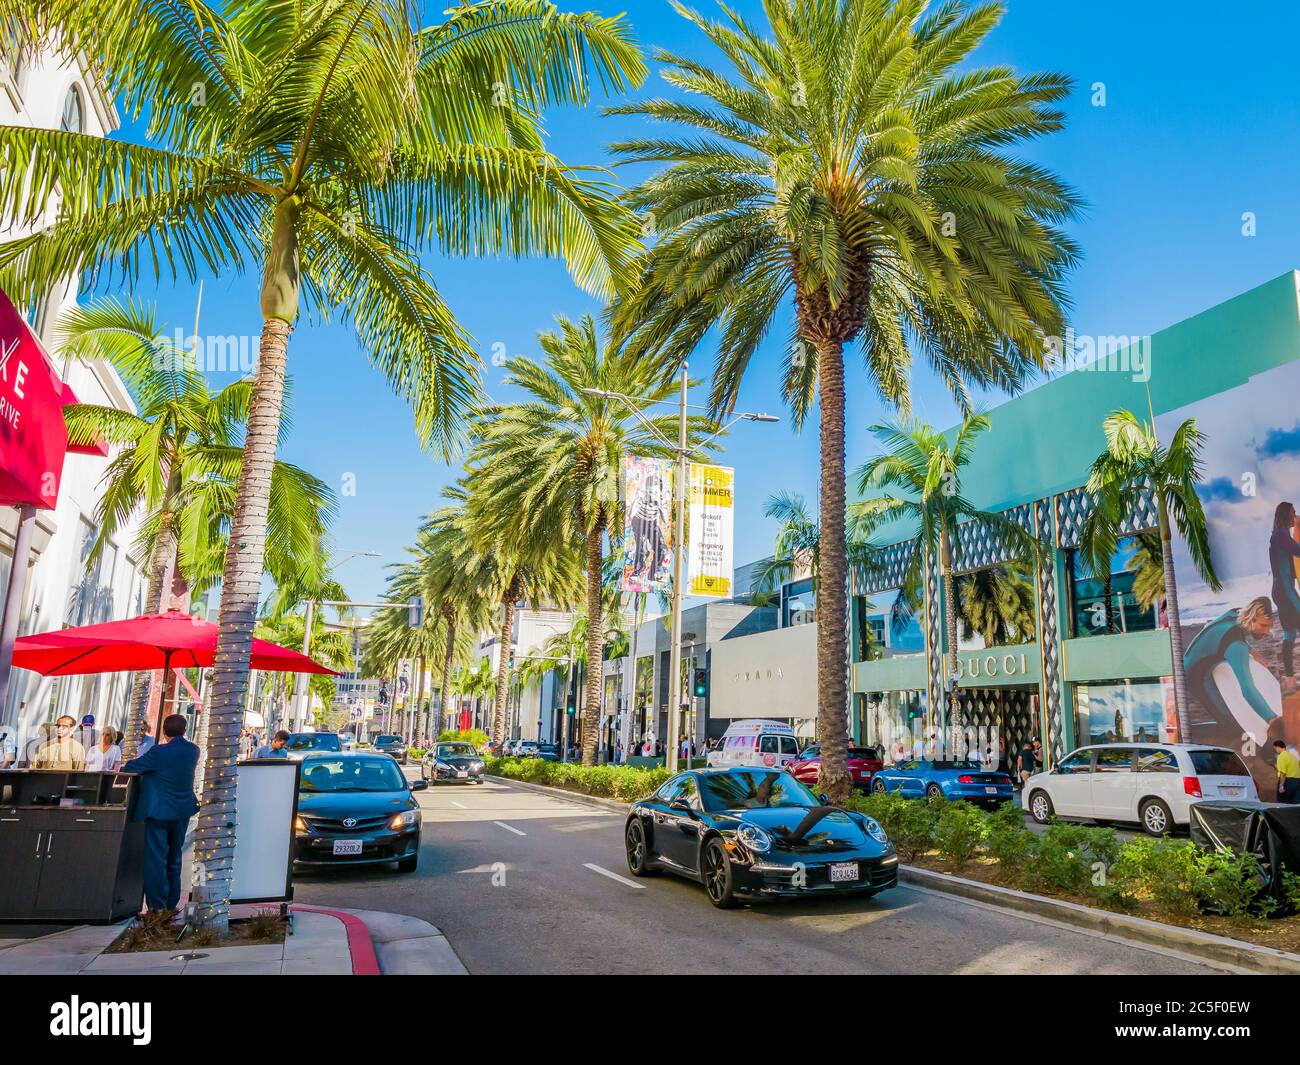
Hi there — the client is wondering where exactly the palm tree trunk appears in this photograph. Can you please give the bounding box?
[1157,496,1191,741]
[437,615,456,740]
[491,597,516,744]
[581,522,605,766]
[941,528,962,746]
[814,338,852,803]
[193,314,293,932]
[121,461,182,759]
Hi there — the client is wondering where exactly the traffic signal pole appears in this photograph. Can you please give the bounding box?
[666,366,689,772]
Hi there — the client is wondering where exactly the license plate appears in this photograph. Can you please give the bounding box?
[985,786,997,794]
[456,770,467,778]
[332,839,363,856]
[1219,785,1243,796]
[829,861,859,883]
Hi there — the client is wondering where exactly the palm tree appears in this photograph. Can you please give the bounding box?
[1084,410,1220,740]
[610,0,1079,800]
[451,659,495,733]
[468,314,714,763]
[254,611,353,725]
[753,490,881,602]
[8,0,645,930]
[57,298,335,757]
[854,415,1035,739]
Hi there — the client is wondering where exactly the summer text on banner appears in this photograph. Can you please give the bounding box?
[687,463,734,597]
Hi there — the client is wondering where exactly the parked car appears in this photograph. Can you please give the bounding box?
[421,741,485,784]
[624,766,898,908]
[1024,743,1257,836]
[372,734,409,764]
[870,759,1014,807]
[788,745,883,790]
[292,753,427,872]
[705,719,800,770]
[534,743,560,762]
[284,732,343,761]
[517,740,540,758]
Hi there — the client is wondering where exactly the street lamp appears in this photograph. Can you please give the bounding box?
[581,374,778,771]
[290,549,381,731]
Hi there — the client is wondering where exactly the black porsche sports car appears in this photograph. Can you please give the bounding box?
[624,766,898,908]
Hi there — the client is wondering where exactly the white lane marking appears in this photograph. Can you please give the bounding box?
[494,821,526,836]
[583,862,646,890]
[450,801,467,809]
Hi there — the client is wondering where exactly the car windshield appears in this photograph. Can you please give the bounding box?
[538,744,558,753]
[299,757,406,793]
[698,770,819,811]
[847,747,879,759]
[931,761,982,770]
[376,735,402,744]
[1190,750,1251,776]
[287,733,341,752]
[437,744,476,758]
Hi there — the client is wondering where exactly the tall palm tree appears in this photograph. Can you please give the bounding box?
[7,0,645,930]
[753,490,881,602]
[57,298,335,757]
[468,314,714,763]
[254,610,353,724]
[1084,410,1220,740]
[610,0,1078,800]
[854,415,1034,739]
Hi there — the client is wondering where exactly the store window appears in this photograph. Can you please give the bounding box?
[782,578,815,627]
[1074,678,1169,745]
[1068,536,1161,638]
[60,84,84,133]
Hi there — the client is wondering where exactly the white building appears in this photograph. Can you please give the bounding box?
[0,38,148,749]
[476,604,577,742]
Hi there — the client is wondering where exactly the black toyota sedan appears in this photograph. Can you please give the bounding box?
[624,767,898,908]
[293,753,427,873]
[420,741,485,784]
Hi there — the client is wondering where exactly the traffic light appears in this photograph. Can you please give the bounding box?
[907,706,920,722]
[408,595,424,628]
[566,700,575,716]
[692,668,708,699]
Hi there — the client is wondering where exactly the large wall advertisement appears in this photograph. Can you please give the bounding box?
[1159,359,1300,798]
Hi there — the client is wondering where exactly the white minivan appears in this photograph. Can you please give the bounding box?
[1024,743,1258,836]
[706,719,801,770]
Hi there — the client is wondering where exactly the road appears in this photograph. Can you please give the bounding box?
[291,774,1227,975]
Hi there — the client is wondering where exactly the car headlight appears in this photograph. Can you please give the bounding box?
[389,809,419,829]
[860,816,889,844]
[293,815,308,832]
[736,823,772,854]
[470,761,483,770]
[434,761,451,771]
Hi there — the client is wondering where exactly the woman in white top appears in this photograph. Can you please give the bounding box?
[85,728,123,772]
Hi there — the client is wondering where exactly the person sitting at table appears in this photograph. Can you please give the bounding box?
[123,715,200,916]
[85,728,123,772]
[33,715,86,770]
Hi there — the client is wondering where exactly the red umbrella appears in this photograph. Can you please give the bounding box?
[12,610,339,677]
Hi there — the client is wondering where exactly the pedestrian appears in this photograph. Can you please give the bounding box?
[997,734,1008,774]
[1274,740,1300,803]
[255,730,291,759]
[33,715,86,770]
[123,714,200,916]
[1017,737,1041,788]
[0,723,17,769]
[85,727,123,772]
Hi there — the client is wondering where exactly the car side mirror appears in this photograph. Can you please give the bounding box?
[818,792,830,805]
[669,798,693,815]
[410,779,429,791]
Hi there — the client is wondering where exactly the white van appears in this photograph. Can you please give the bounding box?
[706,720,800,770]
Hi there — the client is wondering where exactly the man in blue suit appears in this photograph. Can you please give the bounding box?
[124,714,201,914]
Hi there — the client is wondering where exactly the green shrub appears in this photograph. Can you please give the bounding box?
[481,755,669,803]
[983,803,1033,876]
[438,728,488,749]
[1028,822,1107,895]
[407,748,426,760]
[1193,849,1264,918]
[934,801,986,866]
[1110,836,1198,916]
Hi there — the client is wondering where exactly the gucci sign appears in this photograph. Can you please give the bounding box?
[957,652,1029,680]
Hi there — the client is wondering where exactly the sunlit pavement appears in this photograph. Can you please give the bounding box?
[288,771,1226,975]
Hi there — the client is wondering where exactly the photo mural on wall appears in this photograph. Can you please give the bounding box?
[1158,359,1300,798]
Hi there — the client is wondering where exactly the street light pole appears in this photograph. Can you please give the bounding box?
[666,366,689,773]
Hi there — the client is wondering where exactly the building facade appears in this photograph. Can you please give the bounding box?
[851,271,1300,797]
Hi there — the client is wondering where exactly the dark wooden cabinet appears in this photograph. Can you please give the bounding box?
[0,772,145,923]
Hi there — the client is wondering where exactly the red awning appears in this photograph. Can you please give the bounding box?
[12,610,341,676]
[60,379,110,457]
[0,289,67,509]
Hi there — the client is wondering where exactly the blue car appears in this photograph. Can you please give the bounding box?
[870,759,1014,806]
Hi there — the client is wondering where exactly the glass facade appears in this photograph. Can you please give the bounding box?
[1067,538,1160,639]
[1072,678,1170,745]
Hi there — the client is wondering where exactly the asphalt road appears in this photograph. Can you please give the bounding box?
[291,774,1227,975]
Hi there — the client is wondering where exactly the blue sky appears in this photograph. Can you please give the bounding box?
[128,0,1300,604]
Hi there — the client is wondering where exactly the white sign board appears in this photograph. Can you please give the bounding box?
[708,623,819,720]
[230,760,299,903]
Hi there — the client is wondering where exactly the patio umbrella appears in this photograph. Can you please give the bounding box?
[12,610,339,739]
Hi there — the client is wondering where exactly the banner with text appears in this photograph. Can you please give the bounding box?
[688,463,734,597]
[619,455,673,593]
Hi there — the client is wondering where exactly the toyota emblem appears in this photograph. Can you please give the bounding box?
[342,818,357,828]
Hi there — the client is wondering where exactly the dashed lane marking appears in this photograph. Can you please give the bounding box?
[583,862,646,890]
[494,821,526,836]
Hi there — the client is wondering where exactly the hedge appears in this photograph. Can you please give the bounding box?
[485,755,673,803]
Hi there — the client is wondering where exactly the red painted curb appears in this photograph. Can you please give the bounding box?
[289,905,382,975]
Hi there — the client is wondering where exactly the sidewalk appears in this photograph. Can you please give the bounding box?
[0,904,467,976]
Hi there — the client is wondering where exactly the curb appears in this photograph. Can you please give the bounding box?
[489,772,1300,974]
[289,905,382,976]
[489,773,632,815]
[898,865,1300,975]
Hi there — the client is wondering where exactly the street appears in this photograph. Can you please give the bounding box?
[291,773,1227,976]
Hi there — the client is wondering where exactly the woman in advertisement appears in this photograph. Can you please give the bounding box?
[1183,596,1279,746]
[1269,501,1300,690]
